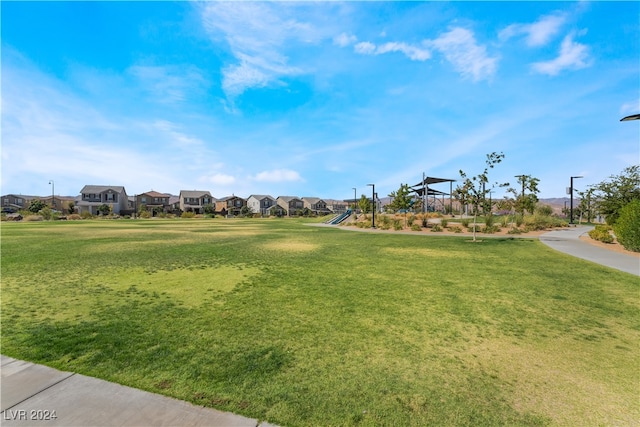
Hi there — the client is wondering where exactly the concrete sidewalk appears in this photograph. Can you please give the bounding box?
[0,355,277,427]
[539,226,640,276]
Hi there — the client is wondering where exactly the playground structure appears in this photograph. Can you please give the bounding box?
[410,175,456,214]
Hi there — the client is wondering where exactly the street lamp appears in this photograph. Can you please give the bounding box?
[48,180,55,210]
[367,184,375,228]
[352,187,357,214]
[620,114,640,121]
[569,176,583,225]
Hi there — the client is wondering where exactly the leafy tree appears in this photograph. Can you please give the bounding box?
[454,152,507,242]
[358,194,371,214]
[97,204,111,216]
[506,175,540,215]
[240,205,253,217]
[577,188,596,223]
[28,199,47,213]
[591,165,640,225]
[67,201,75,215]
[203,204,215,215]
[388,183,413,226]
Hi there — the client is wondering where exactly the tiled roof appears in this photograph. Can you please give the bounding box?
[80,185,126,194]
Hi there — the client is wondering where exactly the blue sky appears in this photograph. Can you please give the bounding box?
[2,1,639,201]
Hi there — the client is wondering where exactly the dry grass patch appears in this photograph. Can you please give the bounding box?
[462,337,639,426]
[93,265,261,308]
[261,240,319,252]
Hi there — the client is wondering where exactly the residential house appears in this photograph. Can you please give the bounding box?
[246,195,276,216]
[1,194,37,213]
[179,190,214,214]
[276,196,304,216]
[77,185,129,215]
[136,191,172,215]
[215,195,246,216]
[302,197,332,216]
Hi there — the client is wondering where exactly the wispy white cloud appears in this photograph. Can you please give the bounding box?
[428,27,498,81]
[334,32,357,47]
[198,2,322,98]
[128,64,208,103]
[531,31,591,75]
[253,169,303,183]
[354,41,431,61]
[499,12,567,47]
[199,173,236,186]
[349,26,495,80]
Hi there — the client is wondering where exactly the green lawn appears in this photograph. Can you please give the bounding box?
[1,219,638,426]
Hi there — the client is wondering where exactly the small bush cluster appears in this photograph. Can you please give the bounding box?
[67,214,82,220]
[589,225,614,244]
[507,227,522,235]
[440,219,448,228]
[25,215,44,222]
[430,224,442,232]
[393,219,403,231]
[461,219,470,228]
[181,211,196,219]
[482,225,500,234]
[411,224,422,231]
[449,225,463,233]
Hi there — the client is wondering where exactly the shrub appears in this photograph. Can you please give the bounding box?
[467,225,481,233]
[449,225,462,233]
[393,219,403,231]
[535,204,554,217]
[139,210,151,219]
[181,211,196,219]
[482,225,500,234]
[430,224,442,232]
[440,219,448,228]
[381,215,391,227]
[411,224,422,231]
[461,219,470,228]
[589,225,614,244]
[507,227,522,235]
[500,215,510,228]
[407,215,415,226]
[25,215,44,221]
[514,213,524,227]
[613,200,640,252]
[67,214,82,220]
[80,211,93,219]
[484,214,495,228]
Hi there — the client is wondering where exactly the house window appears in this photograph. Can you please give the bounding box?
[154,198,159,203]
[106,193,115,202]
[142,197,147,203]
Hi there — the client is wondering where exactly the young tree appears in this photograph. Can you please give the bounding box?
[577,188,596,223]
[28,199,47,213]
[506,175,540,215]
[455,152,507,242]
[591,165,640,225]
[358,194,371,214]
[97,204,111,216]
[67,201,75,215]
[388,183,413,226]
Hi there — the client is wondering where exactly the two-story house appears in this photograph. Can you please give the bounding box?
[77,185,129,215]
[215,195,246,217]
[1,194,37,213]
[136,191,171,215]
[302,197,332,216]
[179,190,214,214]
[276,196,304,216]
[246,195,276,216]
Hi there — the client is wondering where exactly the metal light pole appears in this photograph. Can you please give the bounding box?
[569,176,583,225]
[48,180,55,210]
[367,184,375,228]
[352,187,357,214]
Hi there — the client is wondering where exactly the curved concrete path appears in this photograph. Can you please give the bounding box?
[0,355,277,427]
[539,226,639,276]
